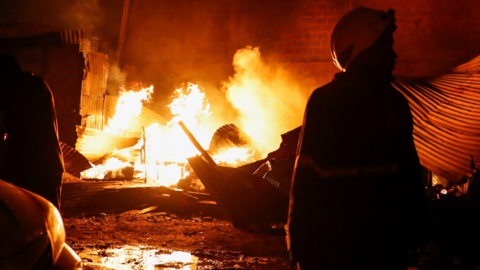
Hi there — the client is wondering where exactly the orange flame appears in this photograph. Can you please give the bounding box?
[213,147,255,165]
[223,46,310,157]
[82,82,256,186]
[81,157,132,179]
[137,83,214,185]
[104,85,153,134]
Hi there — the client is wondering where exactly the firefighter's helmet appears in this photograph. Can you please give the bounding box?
[0,179,82,270]
[331,7,396,71]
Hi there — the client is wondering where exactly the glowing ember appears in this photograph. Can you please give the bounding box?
[213,147,255,165]
[440,189,448,195]
[81,157,132,179]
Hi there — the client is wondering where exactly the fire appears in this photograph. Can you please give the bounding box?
[79,46,315,187]
[103,85,153,134]
[222,46,310,156]
[81,157,132,179]
[168,83,211,127]
[213,147,255,165]
[81,82,254,186]
[135,83,214,185]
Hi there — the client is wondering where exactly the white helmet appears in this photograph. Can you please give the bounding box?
[0,179,82,269]
[331,7,396,71]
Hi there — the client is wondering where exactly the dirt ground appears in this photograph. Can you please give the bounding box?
[63,210,480,270]
[64,211,295,270]
[62,190,480,270]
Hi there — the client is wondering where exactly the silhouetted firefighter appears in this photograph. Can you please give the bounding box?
[287,8,427,270]
[0,54,64,209]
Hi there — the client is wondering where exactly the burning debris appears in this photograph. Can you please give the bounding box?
[74,47,310,191]
[69,46,480,231]
[77,78,264,189]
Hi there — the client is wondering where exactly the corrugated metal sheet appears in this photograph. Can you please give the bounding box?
[80,51,109,130]
[209,124,249,154]
[59,30,99,53]
[59,30,86,45]
[82,73,108,96]
[75,125,139,162]
[80,96,104,129]
[87,51,109,75]
[60,142,92,176]
[393,55,480,182]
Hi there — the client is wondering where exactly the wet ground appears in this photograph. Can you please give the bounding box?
[64,211,294,270]
[63,198,480,270]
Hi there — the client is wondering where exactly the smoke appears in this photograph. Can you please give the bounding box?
[59,0,104,37]
[223,46,311,157]
[107,63,127,95]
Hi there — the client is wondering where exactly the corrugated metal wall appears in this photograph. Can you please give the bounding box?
[80,52,109,130]
[393,55,480,182]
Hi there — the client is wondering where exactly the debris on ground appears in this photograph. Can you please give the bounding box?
[64,212,294,270]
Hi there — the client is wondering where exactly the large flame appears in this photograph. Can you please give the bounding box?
[136,83,214,185]
[222,46,310,156]
[103,85,153,134]
[82,83,254,186]
[81,47,310,186]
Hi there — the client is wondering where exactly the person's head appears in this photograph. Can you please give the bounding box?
[0,54,23,110]
[331,7,397,78]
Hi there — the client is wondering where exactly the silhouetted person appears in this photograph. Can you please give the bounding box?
[286,8,426,270]
[0,54,64,209]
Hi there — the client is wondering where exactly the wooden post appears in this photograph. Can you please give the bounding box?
[117,0,131,61]
[178,121,217,166]
[142,126,147,183]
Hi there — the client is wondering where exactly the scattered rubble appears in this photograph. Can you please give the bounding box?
[64,212,294,270]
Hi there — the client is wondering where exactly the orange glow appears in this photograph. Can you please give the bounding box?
[79,47,315,187]
[104,85,153,134]
[136,83,213,185]
[222,46,309,157]
[82,83,255,186]
[213,147,255,165]
[81,157,132,179]
[78,246,198,270]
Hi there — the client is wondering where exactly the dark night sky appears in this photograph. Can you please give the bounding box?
[0,0,125,56]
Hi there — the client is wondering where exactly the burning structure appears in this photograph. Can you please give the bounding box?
[0,0,479,224]
[2,0,480,268]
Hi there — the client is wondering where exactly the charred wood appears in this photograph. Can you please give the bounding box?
[188,155,289,228]
[60,181,225,219]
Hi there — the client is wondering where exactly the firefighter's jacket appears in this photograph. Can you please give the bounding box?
[286,71,426,269]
